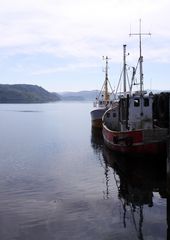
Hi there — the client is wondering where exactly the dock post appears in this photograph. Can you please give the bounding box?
[167,94,170,239]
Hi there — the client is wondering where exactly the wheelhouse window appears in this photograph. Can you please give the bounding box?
[113,112,116,118]
[144,98,149,107]
[106,112,110,118]
[134,99,140,107]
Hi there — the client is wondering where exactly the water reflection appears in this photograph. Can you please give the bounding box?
[91,127,167,240]
[168,192,170,240]
[103,147,166,240]
[91,127,104,168]
[167,137,170,240]
[91,127,103,151]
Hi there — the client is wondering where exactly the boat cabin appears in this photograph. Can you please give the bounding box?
[102,104,119,130]
[119,93,154,131]
[93,99,113,108]
[103,92,154,132]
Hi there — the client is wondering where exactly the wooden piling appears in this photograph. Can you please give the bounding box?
[167,93,170,240]
[167,93,170,190]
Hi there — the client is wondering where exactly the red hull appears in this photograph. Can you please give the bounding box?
[102,125,167,155]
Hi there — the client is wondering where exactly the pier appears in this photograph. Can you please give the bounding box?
[167,93,170,239]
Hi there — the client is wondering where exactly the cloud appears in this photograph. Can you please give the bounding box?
[0,0,170,75]
[32,62,99,75]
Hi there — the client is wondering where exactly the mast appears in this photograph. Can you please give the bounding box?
[123,45,127,94]
[129,19,151,95]
[103,56,109,101]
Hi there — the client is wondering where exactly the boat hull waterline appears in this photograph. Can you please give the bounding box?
[91,107,107,128]
[102,125,167,155]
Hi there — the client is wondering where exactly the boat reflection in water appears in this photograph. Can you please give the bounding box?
[91,127,167,240]
[103,147,166,240]
[167,137,170,240]
[91,127,104,152]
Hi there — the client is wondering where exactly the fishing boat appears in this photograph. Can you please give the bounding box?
[102,21,169,156]
[90,56,114,128]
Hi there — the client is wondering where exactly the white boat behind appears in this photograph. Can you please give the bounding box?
[90,56,114,128]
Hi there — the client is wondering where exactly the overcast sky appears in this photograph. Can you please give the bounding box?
[0,0,169,92]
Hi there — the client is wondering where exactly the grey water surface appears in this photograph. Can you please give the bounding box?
[0,102,167,240]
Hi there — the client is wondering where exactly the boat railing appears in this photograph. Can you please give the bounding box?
[93,100,114,108]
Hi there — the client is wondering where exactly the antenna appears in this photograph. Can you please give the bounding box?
[123,45,127,93]
[129,19,151,94]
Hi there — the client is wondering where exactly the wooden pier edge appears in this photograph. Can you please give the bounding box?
[167,93,170,240]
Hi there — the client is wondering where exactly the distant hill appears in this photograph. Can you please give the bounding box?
[0,84,60,103]
[59,90,100,101]
[1,85,166,103]
[59,89,170,101]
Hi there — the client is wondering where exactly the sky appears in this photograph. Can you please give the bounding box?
[0,0,169,92]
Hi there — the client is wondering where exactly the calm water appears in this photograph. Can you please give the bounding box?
[0,102,167,240]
